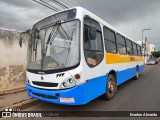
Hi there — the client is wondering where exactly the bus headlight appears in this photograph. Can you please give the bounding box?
[68,78,73,83]
[63,82,67,87]
[60,78,76,89]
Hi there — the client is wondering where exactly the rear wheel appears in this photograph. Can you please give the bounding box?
[134,67,139,80]
[102,74,117,100]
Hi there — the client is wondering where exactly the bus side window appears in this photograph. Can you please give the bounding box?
[84,26,91,49]
[116,34,127,55]
[83,18,104,67]
[140,46,142,56]
[126,39,133,55]
[137,45,142,56]
[103,27,117,53]
[133,42,138,56]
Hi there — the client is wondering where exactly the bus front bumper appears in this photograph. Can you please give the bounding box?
[26,83,86,105]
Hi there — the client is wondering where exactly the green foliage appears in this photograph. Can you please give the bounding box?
[152,51,160,58]
[25,29,31,34]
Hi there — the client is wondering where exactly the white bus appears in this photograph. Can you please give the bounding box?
[24,7,144,105]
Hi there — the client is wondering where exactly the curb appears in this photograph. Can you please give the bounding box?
[0,99,41,112]
[0,87,26,96]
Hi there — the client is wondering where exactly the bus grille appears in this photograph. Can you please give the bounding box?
[32,81,58,87]
[32,92,58,99]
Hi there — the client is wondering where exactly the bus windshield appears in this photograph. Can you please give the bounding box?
[27,10,79,71]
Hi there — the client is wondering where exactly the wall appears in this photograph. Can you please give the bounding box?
[136,40,156,63]
[0,29,29,92]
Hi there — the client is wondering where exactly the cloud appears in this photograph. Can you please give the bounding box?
[0,0,53,31]
[0,0,42,9]
[0,0,160,49]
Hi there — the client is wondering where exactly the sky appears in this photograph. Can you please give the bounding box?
[0,0,160,49]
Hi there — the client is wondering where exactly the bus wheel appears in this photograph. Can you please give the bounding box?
[102,74,117,100]
[134,67,139,80]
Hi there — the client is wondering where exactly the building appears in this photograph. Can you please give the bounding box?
[136,40,155,64]
[146,43,155,56]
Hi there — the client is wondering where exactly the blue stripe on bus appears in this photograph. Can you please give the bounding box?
[117,65,144,85]
[26,65,144,105]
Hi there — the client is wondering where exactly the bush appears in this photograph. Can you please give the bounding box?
[152,51,160,58]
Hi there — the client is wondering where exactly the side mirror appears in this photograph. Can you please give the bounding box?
[19,33,22,48]
[19,30,31,48]
[34,28,39,39]
[36,30,40,39]
[89,27,96,40]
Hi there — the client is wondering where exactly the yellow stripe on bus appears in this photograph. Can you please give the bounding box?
[106,53,144,64]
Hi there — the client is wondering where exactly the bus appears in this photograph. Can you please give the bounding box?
[24,7,144,105]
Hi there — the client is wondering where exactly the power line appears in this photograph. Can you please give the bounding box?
[74,0,85,6]
[67,0,77,7]
[57,0,72,8]
[49,0,68,9]
[40,0,60,11]
[62,0,75,7]
[33,0,59,12]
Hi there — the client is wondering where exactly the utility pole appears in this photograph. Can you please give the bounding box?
[142,28,151,55]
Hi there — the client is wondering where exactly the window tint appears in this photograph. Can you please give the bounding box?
[84,18,101,31]
[103,27,117,53]
[116,34,126,54]
[126,39,133,55]
[140,46,142,56]
[105,41,117,53]
[126,39,132,48]
[137,45,142,56]
[84,18,104,67]
[104,28,116,42]
[133,42,138,55]
[117,34,126,46]
[84,26,102,51]
[117,44,127,54]
[133,42,137,49]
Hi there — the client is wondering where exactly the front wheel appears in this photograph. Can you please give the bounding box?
[102,74,117,100]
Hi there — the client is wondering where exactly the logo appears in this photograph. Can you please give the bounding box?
[130,57,135,61]
[38,72,45,74]
[56,73,65,77]
[1,108,42,118]
[2,108,20,118]
[41,76,44,80]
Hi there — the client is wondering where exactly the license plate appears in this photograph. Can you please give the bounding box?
[60,97,75,103]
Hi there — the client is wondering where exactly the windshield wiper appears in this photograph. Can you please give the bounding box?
[45,20,71,59]
[44,21,59,57]
[46,20,69,45]
[46,21,59,45]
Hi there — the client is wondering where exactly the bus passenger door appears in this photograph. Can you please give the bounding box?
[82,16,106,101]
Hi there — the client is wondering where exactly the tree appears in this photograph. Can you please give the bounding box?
[152,51,160,58]
[25,29,31,34]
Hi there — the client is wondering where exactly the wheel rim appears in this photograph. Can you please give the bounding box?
[108,78,115,94]
[136,69,139,78]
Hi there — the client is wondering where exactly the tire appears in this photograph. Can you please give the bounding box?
[102,74,117,100]
[134,67,139,80]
